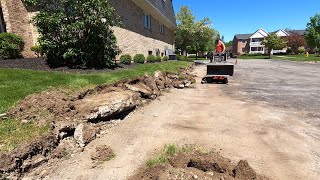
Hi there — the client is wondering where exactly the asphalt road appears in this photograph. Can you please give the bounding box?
[222,59,320,127]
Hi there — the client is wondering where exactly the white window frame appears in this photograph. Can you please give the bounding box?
[160,24,164,34]
[144,13,151,29]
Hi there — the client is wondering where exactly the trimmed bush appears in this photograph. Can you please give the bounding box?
[0,33,25,59]
[162,56,168,61]
[30,45,43,57]
[120,54,132,64]
[298,47,305,54]
[147,55,156,63]
[178,55,188,61]
[133,54,145,64]
[155,55,162,62]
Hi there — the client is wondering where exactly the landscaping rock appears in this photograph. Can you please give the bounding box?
[173,81,185,89]
[74,124,96,147]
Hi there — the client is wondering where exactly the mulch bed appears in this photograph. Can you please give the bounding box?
[0,58,136,74]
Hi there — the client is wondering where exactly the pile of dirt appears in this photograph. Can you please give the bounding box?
[131,151,268,180]
[1,65,196,177]
[90,145,115,167]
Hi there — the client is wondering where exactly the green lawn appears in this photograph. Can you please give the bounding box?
[0,61,191,114]
[0,61,191,152]
[239,54,320,61]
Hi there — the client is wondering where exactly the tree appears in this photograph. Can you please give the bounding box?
[287,33,306,54]
[305,14,320,51]
[175,6,195,56]
[31,0,120,68]
[175,6,218,57]
[191,18,217,59]
[225,40,233,48]
[261,33,287,59]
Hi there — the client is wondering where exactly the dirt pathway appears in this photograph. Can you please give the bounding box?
[28,65,320,180]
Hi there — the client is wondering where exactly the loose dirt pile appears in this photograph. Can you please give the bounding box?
[0,66,196,178]
[131,150,268,180]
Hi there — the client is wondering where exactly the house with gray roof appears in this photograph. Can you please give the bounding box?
[232,28,306,55]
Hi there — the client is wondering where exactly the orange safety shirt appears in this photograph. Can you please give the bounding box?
[215,40,226,53]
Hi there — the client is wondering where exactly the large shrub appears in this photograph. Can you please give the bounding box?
[0,33,25,59]
[147,55,156,63]
[155,55,162,62]
[178,55,188,61]
[133,54,145,64]
[120,54,132,64]
[32,0,120,68]
[162,56,168,61]
[298,47,305,54]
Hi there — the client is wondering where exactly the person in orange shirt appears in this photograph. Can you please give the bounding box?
[215,38,226,62]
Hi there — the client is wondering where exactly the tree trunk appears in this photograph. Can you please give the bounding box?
[196,51,198,60]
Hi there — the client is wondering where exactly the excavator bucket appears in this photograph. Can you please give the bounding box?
[207,63,234,76]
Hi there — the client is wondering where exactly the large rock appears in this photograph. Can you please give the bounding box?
[74,124,96,147]
[124,83,154,99]
[142,75,161,97]
[76,89,141,121]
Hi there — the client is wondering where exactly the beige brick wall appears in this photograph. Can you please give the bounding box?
[109,0,175,58]
[0,0,36,58]
[1,0,175,59]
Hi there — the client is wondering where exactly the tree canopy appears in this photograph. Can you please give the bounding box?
[175,6,218,57]
[261,33,287,59]
[305,14,320,49]
[287,34,306,54]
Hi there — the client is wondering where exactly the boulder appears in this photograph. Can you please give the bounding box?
[76,90,141,121]
[74,123,96,147]
[124,83,154,99]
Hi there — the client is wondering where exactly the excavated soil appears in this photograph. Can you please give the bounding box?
[0,66,196,178]
[131,150,268,180]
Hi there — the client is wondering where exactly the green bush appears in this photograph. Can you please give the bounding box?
[0,33,25,59]
[120,54,132,64]
[133,54,145,64]
[286,48,293,54]
[147,55,156,63]
[155,55,162,62]
[298,47,305,54]
[30,45,43,57]
[162,56,168,61]
[32,0,120,68]
[178,55,188,61]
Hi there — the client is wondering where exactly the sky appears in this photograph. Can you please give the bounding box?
[173,0,320,42]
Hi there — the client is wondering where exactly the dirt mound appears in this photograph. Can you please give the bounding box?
[131,151,268,180]
[90,145,115,167]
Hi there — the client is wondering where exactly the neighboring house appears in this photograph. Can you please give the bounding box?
[0,0,177,58]
[233,28,306,55]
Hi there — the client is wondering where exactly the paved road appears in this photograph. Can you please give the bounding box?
[222,59,320,128]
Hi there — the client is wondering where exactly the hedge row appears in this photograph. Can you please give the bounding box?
[120,54,169,64]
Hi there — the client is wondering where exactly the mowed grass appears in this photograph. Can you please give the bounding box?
[0,61,191,153]
[239,54,320,61]
[0,61,191,114]
[0,119,50,152]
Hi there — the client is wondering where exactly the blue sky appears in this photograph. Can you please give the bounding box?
[173,0,320,42]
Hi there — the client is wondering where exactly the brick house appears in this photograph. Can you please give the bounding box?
[232,28,306,55]
[0,0,177,58]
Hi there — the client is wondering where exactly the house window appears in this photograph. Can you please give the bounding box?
[148,51,153,55]
[144,13,151,29]
[242,40,246,43]
[160,24,164,34]
[251,47,263,52]
[0,8,6,33]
